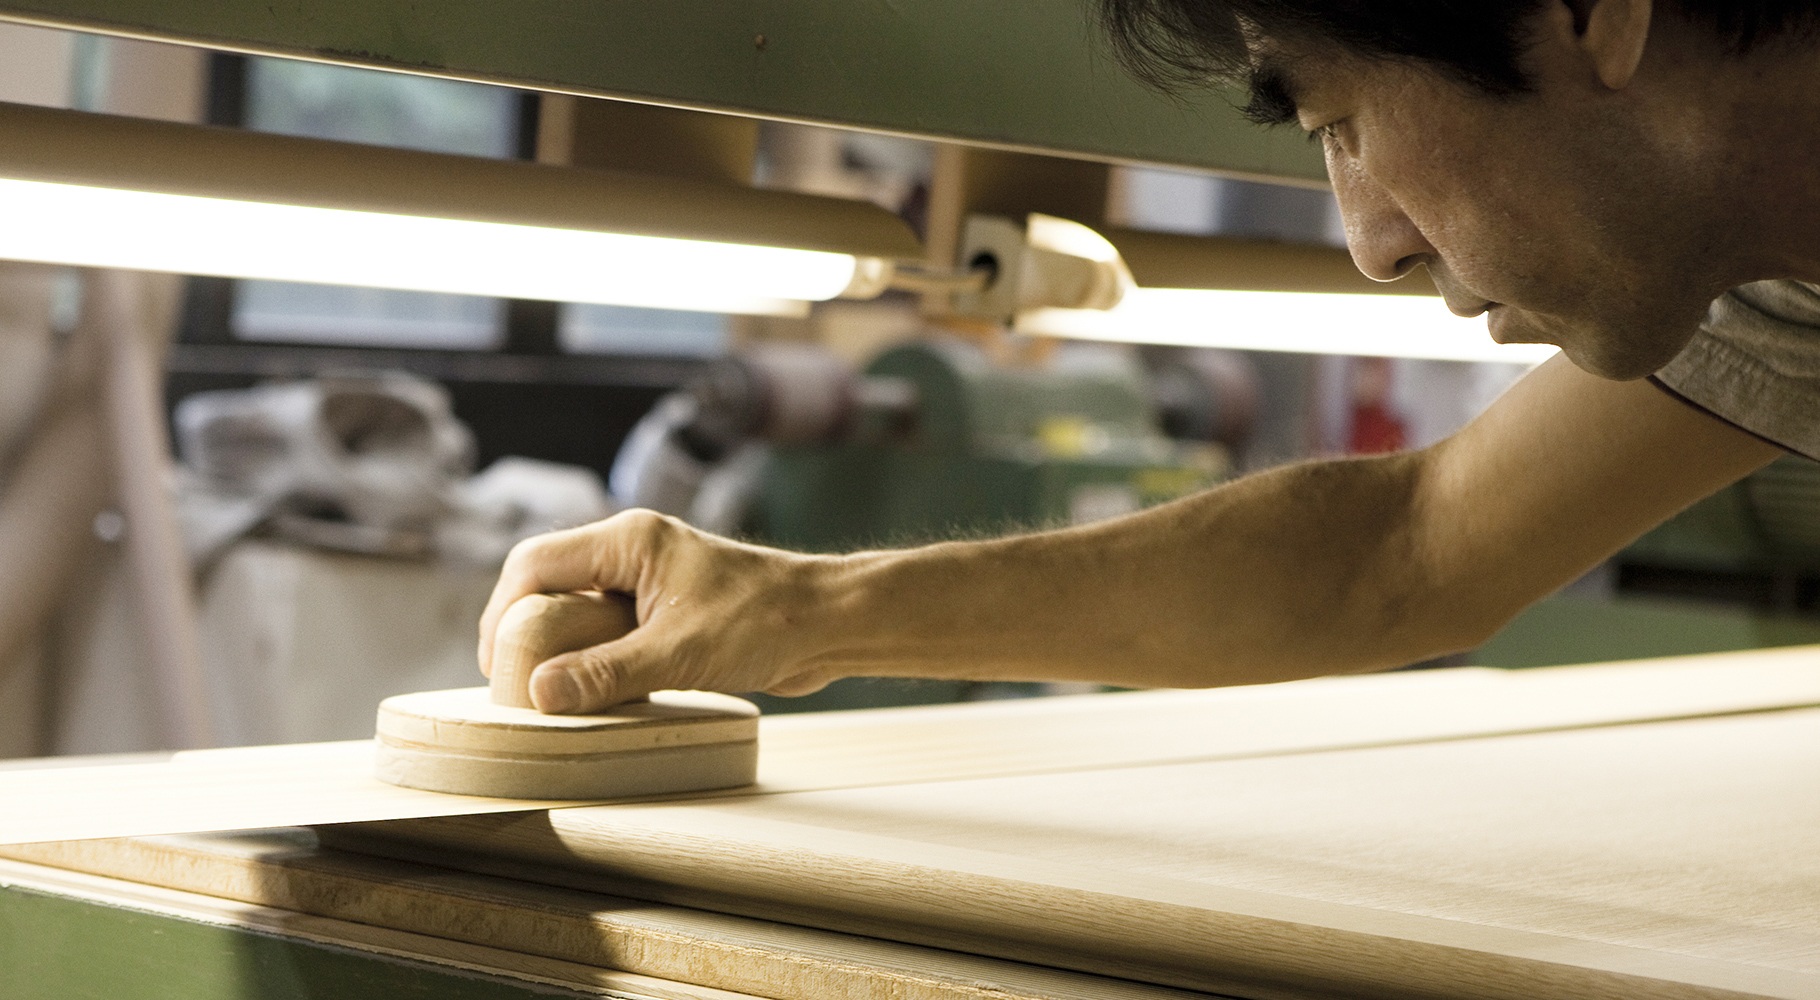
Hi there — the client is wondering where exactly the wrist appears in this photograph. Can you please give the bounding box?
[796,540,1002,682]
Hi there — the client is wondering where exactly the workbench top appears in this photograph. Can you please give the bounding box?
[7,647,1820,999]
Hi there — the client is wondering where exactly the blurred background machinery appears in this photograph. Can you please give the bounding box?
[1628,457,1820,592]
[1481,455,1820,668]
[614,339,1248,549]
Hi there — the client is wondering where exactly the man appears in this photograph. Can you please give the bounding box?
[479,0,1814,714]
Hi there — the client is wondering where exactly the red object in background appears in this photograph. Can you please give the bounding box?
[1347,357,1408,454]
[1348,402,1407,454]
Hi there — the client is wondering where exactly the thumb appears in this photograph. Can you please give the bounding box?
[528,634,668,713]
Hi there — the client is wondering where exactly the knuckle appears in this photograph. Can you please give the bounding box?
[500,535,548,580]
[614,508,685,550]
[613,507,666,534]
[601,509,693,583]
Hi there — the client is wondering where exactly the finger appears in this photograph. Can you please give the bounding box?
[478,527,605,677]
[477,511,667,677]
[488,591,637,702]
[529,635,671,713]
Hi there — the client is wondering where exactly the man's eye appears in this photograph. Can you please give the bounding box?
[1307,122,1341,147]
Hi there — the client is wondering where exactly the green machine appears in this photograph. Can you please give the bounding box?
[753,338,1226,553]
[1624,456,1820,575]
[1470,455,1820,668]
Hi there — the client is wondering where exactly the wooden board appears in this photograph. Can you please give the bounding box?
[0,834,1216,1000]
[328,692,1820,999]
[4,646,1819,846]
[0,740,606,846]
[6,647,1820,998]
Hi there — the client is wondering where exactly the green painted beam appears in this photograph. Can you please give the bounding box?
[1468,594,1820,669]
[0,0,1326,183]
[0,882,584,1000]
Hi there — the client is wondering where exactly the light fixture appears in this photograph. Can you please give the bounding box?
[957,214,1559,366]
[0,101,920,317]
[1019,288,1558,365]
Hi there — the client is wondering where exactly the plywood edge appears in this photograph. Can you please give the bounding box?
[0,854,764,1000]
[0,833,1216,1000]
[339,806,1816,1000]
[0,741,593,846]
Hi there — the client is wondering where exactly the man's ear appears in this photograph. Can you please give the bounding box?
[1554,0,1654,89]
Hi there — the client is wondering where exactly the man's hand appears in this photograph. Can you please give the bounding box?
[477,510,839,713]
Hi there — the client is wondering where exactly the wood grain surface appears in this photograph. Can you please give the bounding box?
[5,646,1819,846]
[5,647,1819,998]
[341,706,1820,1000]
[330,654,1820,1000]
[0,834,1215,1000]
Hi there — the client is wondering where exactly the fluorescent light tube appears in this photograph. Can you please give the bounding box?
[0,101,923,317]
[0,177,871,316]
[1019,288,1559,365]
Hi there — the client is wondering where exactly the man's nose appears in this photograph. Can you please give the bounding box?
[1332,158,1431,283]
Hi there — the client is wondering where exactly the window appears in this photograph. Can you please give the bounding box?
[233,58,519,349]
[558,303,728,357]
[218,56,732,358]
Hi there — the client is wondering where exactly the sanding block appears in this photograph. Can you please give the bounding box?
[374,591,758,799]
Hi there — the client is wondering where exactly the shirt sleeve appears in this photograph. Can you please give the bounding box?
[1651,280,1820,460]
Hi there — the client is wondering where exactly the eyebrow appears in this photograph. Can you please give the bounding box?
[1242,58,1302,127]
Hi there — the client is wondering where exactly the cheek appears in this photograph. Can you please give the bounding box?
[1380,149,1556,284]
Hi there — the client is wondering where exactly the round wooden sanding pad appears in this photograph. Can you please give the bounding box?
[374,687,758,799]
[374,591,758,799]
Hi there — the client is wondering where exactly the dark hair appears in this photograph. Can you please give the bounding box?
[1096,1,1820,122]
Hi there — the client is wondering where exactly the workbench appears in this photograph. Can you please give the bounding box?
[6,647,1819,1000]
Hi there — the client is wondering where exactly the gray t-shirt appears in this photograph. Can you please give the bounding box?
[1652,279,1820,459]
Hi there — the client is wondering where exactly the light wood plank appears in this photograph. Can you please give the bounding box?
[751,646,1820,791]
[0,740,600,846]
[4,647,1818,846]
[341,707,1820,1000]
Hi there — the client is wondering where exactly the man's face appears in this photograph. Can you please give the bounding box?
[1259,37,1725,379]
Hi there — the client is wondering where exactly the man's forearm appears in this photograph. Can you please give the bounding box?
[481,358,1783,713]
[803,451,1468,690]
